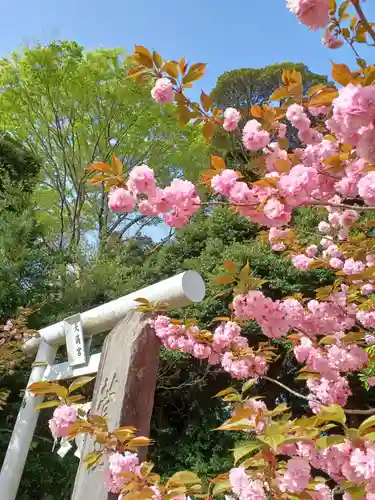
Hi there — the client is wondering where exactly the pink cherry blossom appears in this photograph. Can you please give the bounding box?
[211,170,238,196]
[127,165,157,196]
[151,78,174,104]
[329,257,344,269]
[292,254,314,269]
[340,209,358,226]
[327,84,375,144]
[48,405,77,438]
[357,125,375,163]
[263,198,287,219]
[306,245,318,257]
[223,108,241,132]
[108,188,136,213]
[298,127,323,145]
[242,120,270,151]
[104,451,140,494]
[286,103,311,131]
[277,457,311,493]
[278,164,319,206]
[343,258,365,275]
[359,171,375,206]
[229,467,267,500]
[322,30,344,49]
[309,106,328,117]
[286,0,329,29]
[318,221,331,234]
[278,123,287,138]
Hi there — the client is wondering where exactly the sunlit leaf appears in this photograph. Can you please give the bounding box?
[213,275,235,285]
[269,87,290,102]
[35,400,61,410]
[233,441,262,463]
[152,51,163,69]
[212,480,231,495]
[315,434,345,449]
[27,381,68,400]
[84,451,103,469]
[359,415,375,434]
[163,61,179,79]
[168,471,200,485]
[183,63,206,84]
[203,121,214,143]
[68,376,95,395]
[316,404,346,425]
[128,436,152,448]
[331,61,352,86]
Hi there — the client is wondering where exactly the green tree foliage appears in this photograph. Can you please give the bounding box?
[210,63,328,176]
[211,63,327,110]
[0,134,40,203]
[0,41,208,248]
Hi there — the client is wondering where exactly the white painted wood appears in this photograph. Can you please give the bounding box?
[64,314,87,367]
[0,340,57,500]
[23,271,205,353]
[43,353,101,381]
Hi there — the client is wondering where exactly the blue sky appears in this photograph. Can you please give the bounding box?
[2,0,375,241]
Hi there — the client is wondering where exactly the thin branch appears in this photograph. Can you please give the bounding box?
[261,375,375,415]
[351,0,375,44]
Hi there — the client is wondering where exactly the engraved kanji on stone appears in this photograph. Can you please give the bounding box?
[76,347,82,356]
[75,335,81,345]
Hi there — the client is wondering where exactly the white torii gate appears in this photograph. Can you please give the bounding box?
[0,271,205,500]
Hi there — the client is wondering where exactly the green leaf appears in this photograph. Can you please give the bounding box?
[233,441,262,463]
[242,379,257,393]
[168,471,200,485]
[315,434,346,450]
[84,451,103,469]
[316,404,346,425]
[214,387,237,398]
[35,400,61,410]
[359,414,375,434]
[68,376,95,394]
[212,480,231,496]
[344,486,366,499]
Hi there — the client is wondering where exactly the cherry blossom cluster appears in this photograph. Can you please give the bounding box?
[48,404,78,438]
[232,288,358,338]
[228,461,332,499]
[150,316,268,379]
[233,288,371,409]
[295,336,367,409]
[110,95,375,234]
[279,437,375,497]
[104,451,141,495]
[108,165,200,228]
[229,467,267,500]
[105,450,191,499]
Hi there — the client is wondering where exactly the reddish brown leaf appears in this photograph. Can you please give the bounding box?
[200,91,212,112]
[163,61,179,78]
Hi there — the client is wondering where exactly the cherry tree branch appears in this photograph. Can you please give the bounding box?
[351,0,375,44]
[261,375,375,415]
[197,200,375,211]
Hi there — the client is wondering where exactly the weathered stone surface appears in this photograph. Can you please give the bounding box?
[71,311,159,500]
